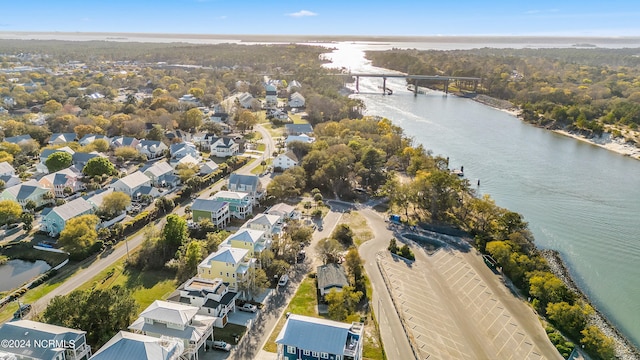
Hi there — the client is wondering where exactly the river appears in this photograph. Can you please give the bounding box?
[323,42,640,348]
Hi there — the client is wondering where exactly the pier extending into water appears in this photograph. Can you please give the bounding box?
[348,72,481,95]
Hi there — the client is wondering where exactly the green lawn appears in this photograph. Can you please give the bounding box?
[257,143,266,152]
[264,276,321,352]
[77,258,178,312]
[251,158,272,175]
[261,123,285,138]
[290,114,309,124]
[341,211,374,246]
[1,241,68,267]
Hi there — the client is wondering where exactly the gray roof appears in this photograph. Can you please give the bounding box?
[111,136,138,147]
[275,314,359,355]
[73,151,101,164]
[142,161,173,178]
[79,134,109,144]
[0,320,85,360]
[192,199,228,213]
[0,161,15,174]
[90,331,182,360]
[41,146,75,160]
[51,197,94,221]
[138,300,198,326]
[116,171,150,189]
[41,167,81,186]
[201,247,248,267]
[49,132,77,143]
[266,203,296,217]
[228,228,264,244]
[246,214,280,228]
[85,188,114,208]
[228,173,260,191]
[317,263,349,291]
[3,134,33,144]
[285,123,313,134]
[4,179,48,201]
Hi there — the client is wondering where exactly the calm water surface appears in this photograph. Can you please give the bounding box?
[324,43,640,347]
[0,259,50,292]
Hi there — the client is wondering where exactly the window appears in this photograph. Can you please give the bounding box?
[233,274,235,278]
[287,346,296,354]
[303,350,310,356]
[312,351,319,357]
[336,356,341,360]
[321,353,329,359]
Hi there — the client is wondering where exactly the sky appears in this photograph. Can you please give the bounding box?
[1,0,640,37]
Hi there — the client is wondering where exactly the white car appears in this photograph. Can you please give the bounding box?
[239,303,257,313]
[278,274,289,287]
[212,340,231,351]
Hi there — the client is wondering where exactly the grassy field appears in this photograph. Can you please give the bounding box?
[0,276,68,323]
[263,276,321,352]
[260,123,285,138]
[341,212,374,246]
[214,323,247,345]
[77,257,178,312]
[1,241,68,267]
[251,158,272,175]
[289,114,309,124]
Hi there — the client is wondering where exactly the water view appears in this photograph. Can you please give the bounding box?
[0,259,51,292]
[324,43,640,347]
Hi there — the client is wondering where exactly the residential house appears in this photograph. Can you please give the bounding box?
[165,130,191,143]
[210,106,229,123]
[265,203,301,221]
[0,319,92,360]
[317,263,350,298]
[237,92,255,109]
[79,134,110,146]
[132,186,162,202]
[3,134,33,145]
[84,188,114,208]
[137,140,168,160]
[0,161,15,176]
[72,152,103,172]
[191,199,230,228]
[285,123,314,136]
[200,135,239,157]
[223,228,268,257]
[109,171,151,198]
[168,277,238,328]
[243,213,283,243]
[2,96,15,108]
[228,173,263,205]
[273,151,299,171]
[288,92,305,108]
[37,146,76,174]
[170,142,200,162]
[172,154,200,169]
[142,161,179,188]
[197,247,254,292]
[265,84,278,106]
[199,160,219,175]
[0,179,53,209]
[211,191,253,219]
[276,315,364,360]
[90,331,183,360]
[287,80,302,93]
[48,133,77,145]
[178,94,201,105]
[110,136,140,149]
[0,174,21,188]
[41,197,95,237]
[39,167,85,198]
[129,300,215,360]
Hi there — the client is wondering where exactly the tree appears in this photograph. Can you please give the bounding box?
[42,99,63,114]
[332,224,354,247]
[345,247,364,290]
[162,214,188,258]
[0,142,21,156]
[580,326,616,360]
[179,108,203,130]
[188,87,204,99]
[235,110,257,133]
[98,191,131,219]
[63,186,73,197]
[20,212,34,231]
[45,151,73,173]
[114,146,140,161]
[42,287,137,349]
[317,238,341,264]
[90,139,110,153]
[155,196,175,215]
[0,200,22,225]
[546,301,593,339]
[146,125,165,141]
[177,240,207,282]
[266,173,302,201]
[58,214,100,258]
[24,199,37,213]
[326,285,363,321]
[205,230,229,253]
[238,267,269,301]
[0,151,14,164]
[83,157,117,177]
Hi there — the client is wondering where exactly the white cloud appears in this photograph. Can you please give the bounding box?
[287,10,317,18]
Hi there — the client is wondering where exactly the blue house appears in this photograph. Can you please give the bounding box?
[276,314,364,360]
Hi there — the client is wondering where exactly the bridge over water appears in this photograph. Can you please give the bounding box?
[347,72,481,95]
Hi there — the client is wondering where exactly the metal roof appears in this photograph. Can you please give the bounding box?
[90,331,183,360]
[228,228,264,244]
[0,320,85,360]
[138,300,198,326]
[116,171,150,189]
[51,197,94,221]
[192,199,228,213]
[275,314,360,356]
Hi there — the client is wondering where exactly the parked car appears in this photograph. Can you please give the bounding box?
[278,274,289,287]
[211,340,231,351]
[13,303,31,319]
[239,303,257,313]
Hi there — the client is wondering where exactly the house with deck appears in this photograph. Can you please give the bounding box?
[109,171,151,198]
[0,179,53,209]
[265,202,301,221]
[191,199,230,228]
[39,167,85,198]
[276,315,364,360]
[243,213,283,242]
[211,191,253,219]
[137,140,168,159]
[142,161,179,188]
[222,228,268,257]
[41,197,95,237]
[197,247,254,292]
[129,300,215,360]
[90,331,183,360]
[228,173,263,205]
[288,92,305,108]
[200,135,239,157]
[0,319,92,360]
[273,151,299,171]
[265,84,278,106]
[167,277,238,328]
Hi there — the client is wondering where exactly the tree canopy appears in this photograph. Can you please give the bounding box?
[83,156,117,177]
[0,200,22,225]
[45,151,73,173]
[58,214,100,257]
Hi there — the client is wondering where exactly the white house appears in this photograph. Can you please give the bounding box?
[90,331,183,360]
[228,173,263,205]
[137,140,168,159]
[0,320,92,360]
[288,92,305,108]
[129,301,215,360]
[285,134,316,147]
[142,161,179,188]
[265,84,278,106]
[170,142,200,162]
[168,277,238,328]
[200,135,239,157]
[273,151,299,170]
[199,160,219,175]
[265,202,301,221]
[237,92,255,109]
[110,171,151,197]
[0,161,15,176]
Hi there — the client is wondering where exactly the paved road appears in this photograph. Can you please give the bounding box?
[357,207,417,360]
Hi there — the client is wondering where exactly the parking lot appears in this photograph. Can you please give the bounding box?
[378,245,560,360]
